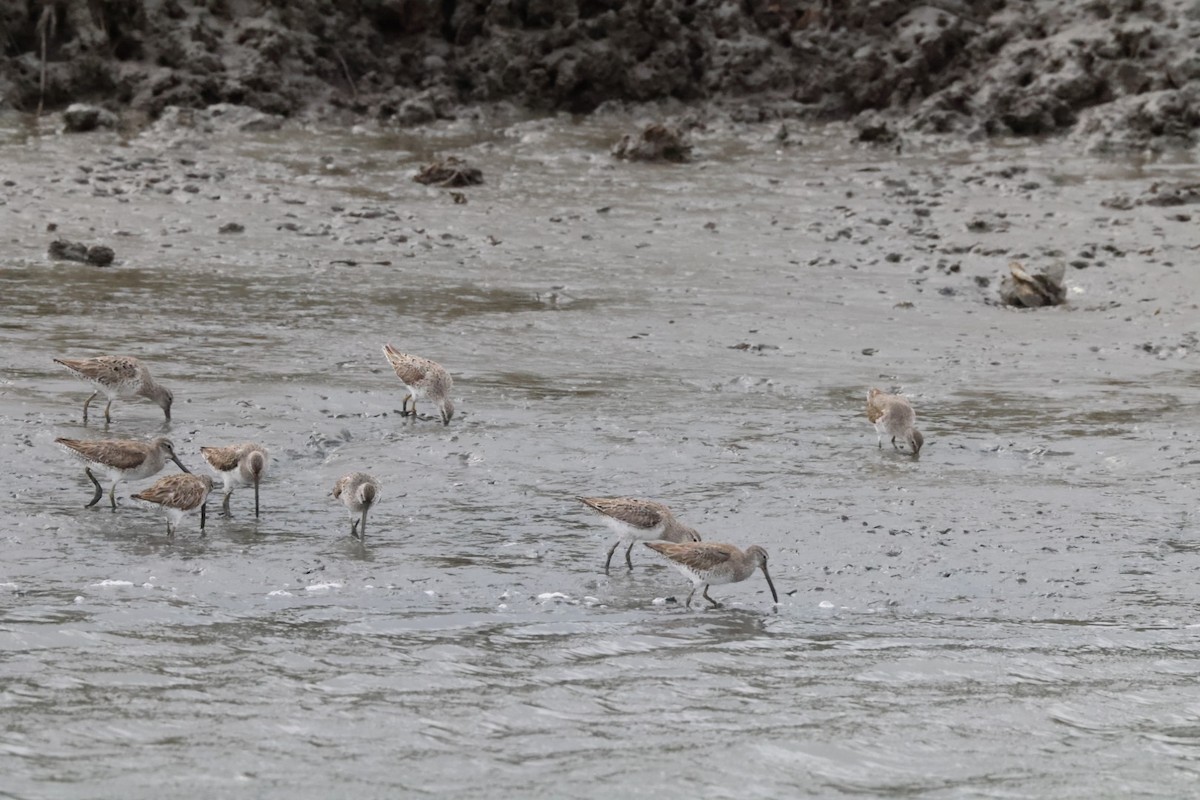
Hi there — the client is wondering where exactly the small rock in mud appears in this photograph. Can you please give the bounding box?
[1101,194,1136,211]
[62,104,117,133]
[151,105,285,135]
[612,124,693,163]
[218,222,245,234]
[1103,182,1200,210]
[1139,182,1200,207]
[856,121,897,145]
[48,239,115,266]
[999,261,1066,308]
[413,156,483,187]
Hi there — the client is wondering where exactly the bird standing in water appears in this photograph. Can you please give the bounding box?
[645,541,779,609]
[333,472,380,541]
[201,443,269,518]
[54,355,174,423]
[867,387,924,455]
[382,344,455,425]
[577,496,703,573]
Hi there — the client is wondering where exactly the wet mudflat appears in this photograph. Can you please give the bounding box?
[2,112,1199,798]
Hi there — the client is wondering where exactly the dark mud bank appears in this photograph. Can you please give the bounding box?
[2,0,1198,151]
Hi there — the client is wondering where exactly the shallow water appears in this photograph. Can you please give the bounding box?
[2,111,1200,798]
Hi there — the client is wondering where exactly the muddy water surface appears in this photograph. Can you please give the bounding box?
[2,112,1199,798]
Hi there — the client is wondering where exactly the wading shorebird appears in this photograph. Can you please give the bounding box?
[53,355,174,423]
[382,344,455,425]
[866,387,924,456]
[645,541,779,609]
[577,496,703,573]
[56,436,191,510]
[333,472,380,541]
[131,474,214,537]
[200,443,268,518]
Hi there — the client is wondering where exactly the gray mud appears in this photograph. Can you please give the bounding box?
[2,113,1200,797]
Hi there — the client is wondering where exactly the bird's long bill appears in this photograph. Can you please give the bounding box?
[761,564,779,604]
[173,456,191,474]
[254,478,260,518]
[359,508,368,541]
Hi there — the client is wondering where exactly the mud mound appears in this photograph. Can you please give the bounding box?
[1,0,1196,149]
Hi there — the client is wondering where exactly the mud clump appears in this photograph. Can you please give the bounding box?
[612,123,693,163]
[48,239,115,266]
[62,104,117,133]
[1103,181,1200,210]
[999,262,1066,308]
[413,157,483,188]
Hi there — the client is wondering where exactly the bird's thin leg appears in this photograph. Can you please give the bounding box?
[702,586,722,608]
[166,521,175,538]
[82,390,98,422]
[103,399,113,424]
[108,480,119,510]
[221,491,232,517]
[350,518,359,538]
[200,504,207,533]
[891,436,899,451]
[84,468,103,508]
[877,434,882,449]
[604,540,621,573]
[624,541,636,569]
[685,586,697,608]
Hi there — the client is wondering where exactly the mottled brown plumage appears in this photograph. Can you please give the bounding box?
[867,387,923,455]
[333,472,380,541]
[645,541,778,609]
[382,344,455,425]
[54,355,174,422]
[131,474,214,536]
[578,496,702,572]
[201,443,268,517]
[56,436,190,509]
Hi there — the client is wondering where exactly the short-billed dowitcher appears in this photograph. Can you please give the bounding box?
[866,387,924,455]
[131,474,214,536]
[333,472,380,540]
[56,436,190,510]
[644,541,779,608]
[201,443,268,517]
[53,355,174,423]
[382,344,454,425]
[577,496,702,573]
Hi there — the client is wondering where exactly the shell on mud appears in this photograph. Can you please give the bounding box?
[612,124,693,163]
[998,261,1066,308]
[413,157,484,187]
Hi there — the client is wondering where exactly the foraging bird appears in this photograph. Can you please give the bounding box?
[200,443,268,518]
[382,344,455,425]
[645,541,779,609]
[131,474,214,537]
[577,496,702,573]
[53,355,174,423]
[866,387,924,455]
[56,436,190,510]
[333,472,380,541]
